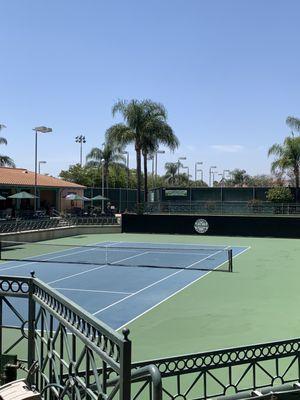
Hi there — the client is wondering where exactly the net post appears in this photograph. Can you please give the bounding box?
[228,249,233,272]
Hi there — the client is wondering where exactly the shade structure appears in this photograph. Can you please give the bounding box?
[8,192,38,199]
[0,195,6,200]
[64,194,90,201]
[91,195,109,201]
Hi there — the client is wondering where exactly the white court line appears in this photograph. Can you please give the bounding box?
[48,265,108,284]
[183,249,224,269]
[116,246,251,331]
[0,240,109,271]
[47,250,150,285]
[54,287,132,295]
[93,247,244,316]
[0,247,101,272]
[93,268,184,316]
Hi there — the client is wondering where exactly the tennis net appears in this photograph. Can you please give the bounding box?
[0,240,233,272]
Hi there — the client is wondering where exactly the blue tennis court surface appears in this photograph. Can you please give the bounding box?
[0,241,249,329]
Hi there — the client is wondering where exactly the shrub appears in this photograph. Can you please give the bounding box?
[266,187,293,203]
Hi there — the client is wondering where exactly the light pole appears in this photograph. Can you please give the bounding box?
[195,162,203,184]
[155,150,165,186]
[122,151,129,209]
[209,166,217,187]
[147,155,154,178]
[38,161,47,174]
[75,135,86,166]
[182,166,190,185]
[177,157,187,183]
[223,169,230,179]
[101,158,105,214]
[33,126,52,212]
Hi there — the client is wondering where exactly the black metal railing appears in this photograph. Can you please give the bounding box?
[0,274,160,400]
[1,274,300,400]
[0,218,61,233]
[145,201,300,216]
[67,216,119,226]
[132,338,300,399]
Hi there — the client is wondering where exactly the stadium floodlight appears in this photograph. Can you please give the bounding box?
[75,135,86,166]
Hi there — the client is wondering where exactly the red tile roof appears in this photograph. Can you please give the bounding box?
[0,167,85,188]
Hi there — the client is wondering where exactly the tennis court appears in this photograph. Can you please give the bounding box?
[0,239,247,329]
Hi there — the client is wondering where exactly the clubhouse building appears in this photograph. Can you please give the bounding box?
[0,167,85,216]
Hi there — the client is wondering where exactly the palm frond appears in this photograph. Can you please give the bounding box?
[268,143,283,157]
[106,124,135,146]
[286,116,300,132]
[0,155,15,167]
[86,147,103,162]
[0,137,7,145]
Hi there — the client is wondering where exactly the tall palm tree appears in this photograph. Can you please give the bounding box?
[86,142,125,188]
[268,136,300,188]
[141,118,179,201]
[106,99,173,204]
[0,124,15,167]
[164,162,181,185]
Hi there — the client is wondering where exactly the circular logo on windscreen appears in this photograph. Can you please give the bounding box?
[194,219,209,234]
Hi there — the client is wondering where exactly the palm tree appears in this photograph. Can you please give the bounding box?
[106,99,176,204]
[141,118,179,201]
[268,136,300,188]
[0,124,15,167]
[164,162,180,185]
[86,142,125,188]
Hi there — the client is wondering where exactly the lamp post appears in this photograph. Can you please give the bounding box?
[154,150,165,186]
[147,155,154,178]
[182,166,190,185]
[75,135,86,166]
[38,161,47,174]
[177,157,187,183]
[101,158,105,214]
[33,126,52,212]
[222,169,230,179]
[122,151,129,210]
[195,162,203,184]
[209,166,217,187]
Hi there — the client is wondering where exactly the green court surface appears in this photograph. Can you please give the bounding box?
[2,233,300,364]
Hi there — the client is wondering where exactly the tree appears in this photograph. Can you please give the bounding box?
[226,169,250,187]
[190,180,208,187]
[59,164,96,186]
[59,163,136,188]
[266,187,293,203]
[86,142,125,188]
[106,99,178,204]
[164,162,180,185]
[268,136,300,188]
[246,175,275,187]
[0,124,15,167]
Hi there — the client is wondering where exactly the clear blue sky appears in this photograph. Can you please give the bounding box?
[1,0,300,182]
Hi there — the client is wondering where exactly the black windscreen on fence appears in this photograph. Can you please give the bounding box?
[122,213,300,238]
